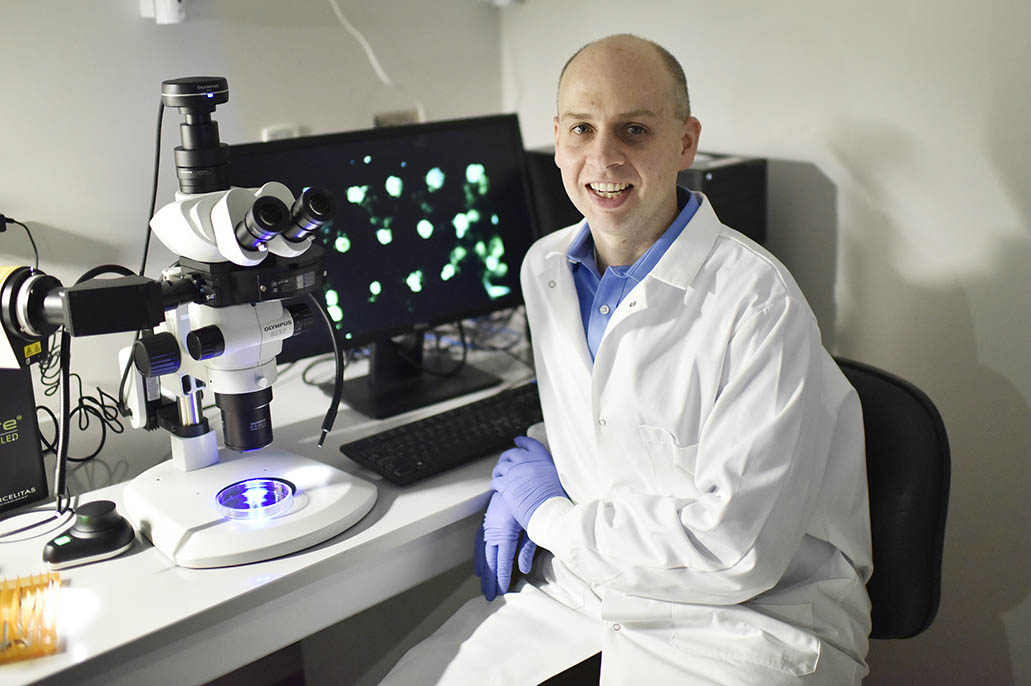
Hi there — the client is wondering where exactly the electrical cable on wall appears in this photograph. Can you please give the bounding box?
[325,0,427,122]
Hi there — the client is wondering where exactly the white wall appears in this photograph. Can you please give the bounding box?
[500,1,1031,684]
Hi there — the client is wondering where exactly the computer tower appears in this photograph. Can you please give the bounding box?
[525,148,767,245]
[678,153,767,244]
[524,147,582,234]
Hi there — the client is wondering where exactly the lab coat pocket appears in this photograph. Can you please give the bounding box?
[670,603,820,677]
[638,425,699,486]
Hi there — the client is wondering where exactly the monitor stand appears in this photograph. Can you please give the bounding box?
[336,333,501,419]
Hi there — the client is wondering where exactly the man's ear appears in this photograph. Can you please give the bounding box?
[679,116,702,170]
[553,116,561,167]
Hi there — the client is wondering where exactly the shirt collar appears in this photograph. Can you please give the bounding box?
[565,186,699,282]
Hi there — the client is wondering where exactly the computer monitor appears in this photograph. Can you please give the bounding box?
[228,114,539,418]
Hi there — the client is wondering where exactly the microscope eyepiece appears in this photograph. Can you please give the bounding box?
[235,195,291,251]
[284,187,336,243]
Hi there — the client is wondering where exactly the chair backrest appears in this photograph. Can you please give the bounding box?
[835,358,951,639]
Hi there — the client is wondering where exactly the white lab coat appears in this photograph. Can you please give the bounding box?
[381,195,872,686]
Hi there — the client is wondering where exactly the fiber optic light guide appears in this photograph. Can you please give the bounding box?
[215,477,295,520]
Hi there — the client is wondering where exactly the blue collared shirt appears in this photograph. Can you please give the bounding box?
[567,187,700,361]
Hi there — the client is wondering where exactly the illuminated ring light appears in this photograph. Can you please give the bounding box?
[215,478,296,521]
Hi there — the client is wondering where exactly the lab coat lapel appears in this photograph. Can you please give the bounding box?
[535,246,593,375]
[595,194,724,367]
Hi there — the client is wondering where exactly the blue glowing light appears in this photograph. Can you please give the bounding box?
[206,93,214,98]
[215,478,295,520]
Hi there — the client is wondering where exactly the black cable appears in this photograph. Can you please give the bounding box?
[141,98,165,278]
[36,405,57,453]
[36,333,125,462]
[76,264,136,283]
[53,329,72,514]
[114,98,165,416]
[5,219,39,271]
[397,322,469,378]
[307,292,345,447]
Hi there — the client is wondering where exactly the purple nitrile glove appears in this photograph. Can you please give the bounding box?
[491,435,567,532]
[473,492,537,601]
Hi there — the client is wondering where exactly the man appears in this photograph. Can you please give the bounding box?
[382,34,872,685]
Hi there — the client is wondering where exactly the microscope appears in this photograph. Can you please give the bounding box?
[0,77,376,568]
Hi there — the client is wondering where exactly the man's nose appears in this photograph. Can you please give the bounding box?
[587,132,624,170]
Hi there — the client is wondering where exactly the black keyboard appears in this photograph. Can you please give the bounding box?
[340,382,543,485]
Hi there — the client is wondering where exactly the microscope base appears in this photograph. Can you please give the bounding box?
[122,449,377,568]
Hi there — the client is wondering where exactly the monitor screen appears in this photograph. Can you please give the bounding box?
[228,114,539,417]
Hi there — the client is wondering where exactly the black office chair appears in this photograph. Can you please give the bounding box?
[835,357,950,639]
[542,358,951,684]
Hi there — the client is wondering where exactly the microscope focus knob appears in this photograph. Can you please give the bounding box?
[133,332,181,377]
[186,325,226,361]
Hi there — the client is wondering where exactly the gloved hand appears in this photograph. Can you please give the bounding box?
[473,492,537,601]
[491,435,567,532]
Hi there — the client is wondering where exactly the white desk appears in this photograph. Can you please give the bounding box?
[0,351,533,686]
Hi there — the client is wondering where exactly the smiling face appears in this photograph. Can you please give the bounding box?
[554,36,701,261]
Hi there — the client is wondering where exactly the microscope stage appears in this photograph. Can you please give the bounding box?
[122,449,377,568]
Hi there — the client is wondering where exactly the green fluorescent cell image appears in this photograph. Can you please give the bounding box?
[377,228,393,245]
[485,255,499,272]
[416,219,434,239]
[385,175,403,198]
[346,185,368,204]
[450,245,467,264]
[334,235,351,253]
[483,278,511,300]
[327,305,343,322]
[363,155,372,164]
[491,214,499,225]
[406,270,424,293]
[369,281,382,296]
[440,263,456,281]
[452,213,470,239]
[466,163,489,195]
[467,209,481,224]
[425,167,445,192]
[465,164,485,184]
[474,240,487,257]
[325,289,339,307]
[488,236,505,257]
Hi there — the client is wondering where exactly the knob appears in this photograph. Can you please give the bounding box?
[133,332,181,377]
[72,500,124,534]
[186,325,225,360]
[285,304,315,336]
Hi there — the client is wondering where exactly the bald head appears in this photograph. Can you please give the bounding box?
[557,34,691,121]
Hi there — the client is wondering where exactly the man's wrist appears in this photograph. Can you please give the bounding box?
[526,496,574,555]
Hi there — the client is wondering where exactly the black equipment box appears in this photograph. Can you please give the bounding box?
[677,153,767,244]
[524,148,767,244]
[0,367,47,514]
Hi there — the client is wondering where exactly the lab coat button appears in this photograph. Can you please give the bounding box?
[598,418,607,428]
[599,304,611,315]
[612,623,621,632]
[628,300,637,308]
[547,280,557,288]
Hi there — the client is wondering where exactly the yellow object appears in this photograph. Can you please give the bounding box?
[0,572,60,664]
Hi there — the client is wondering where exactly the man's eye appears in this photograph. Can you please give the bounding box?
[626,125,647,135]
[571,124,591,135]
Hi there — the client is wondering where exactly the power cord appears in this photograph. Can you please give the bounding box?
[0,215,40,270]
